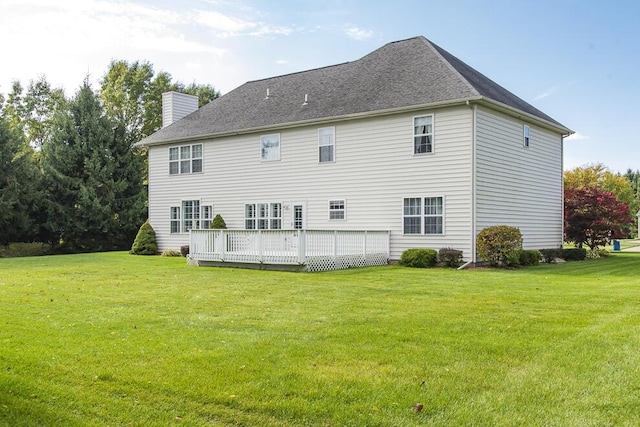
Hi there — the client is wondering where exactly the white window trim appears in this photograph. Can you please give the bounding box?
[170,199,212,233]
[523,124,530,148]
[244,202,282,229]
[412,114,435,156]
[402,195,445,235]
[260,133,281,162]
[169,143,204,175]
[318,126,335,164]
[328,199,346,221]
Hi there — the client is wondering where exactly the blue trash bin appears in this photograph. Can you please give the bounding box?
[613,240,621,251]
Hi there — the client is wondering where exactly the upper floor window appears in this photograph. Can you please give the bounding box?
[413,115,434,155]
[169,200,212,233]
[245,202,282,229]
[169,144,203,175]
[328,200,346,220]
[261,134,280,161]
[523,124,530,148]
[319,127,335,163]
[403,196,444,235]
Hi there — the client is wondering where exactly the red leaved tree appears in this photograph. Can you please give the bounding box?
[564,184,633,249]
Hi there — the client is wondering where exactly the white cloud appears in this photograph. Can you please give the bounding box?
[534,85,558,100]
[0,0,298,95]
[565,132,590,141]
[345,26,373,41]
[275,59,290,65]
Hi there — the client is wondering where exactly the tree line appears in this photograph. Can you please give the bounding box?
[0,61,218,252]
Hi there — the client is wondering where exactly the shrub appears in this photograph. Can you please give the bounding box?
[130,220,157,255]
[561,248,587,261]
[400,248,438,268]
[438,248,464,268]
[161,249,182,257]
[180,245,190,257]
[518,249,542,266]
[211,214,227,229]
[477,225,523,267]
[586,249,600,259]
[540,248,562,263]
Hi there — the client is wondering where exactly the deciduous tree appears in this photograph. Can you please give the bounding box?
[564,184,633,249]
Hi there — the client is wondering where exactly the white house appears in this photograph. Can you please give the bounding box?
[138,36,572,266]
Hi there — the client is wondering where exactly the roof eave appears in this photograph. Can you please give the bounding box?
[137,97,484,147]
[475,97,574,136]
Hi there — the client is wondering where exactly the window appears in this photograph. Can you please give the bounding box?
[329,200,345,220]
[169,144,203,175]
[261,134,280,161]
[169,200,212,233]
[170,207,181,233]
[423,197,444,234]
[403,197,444,235]
[413,115,433,154]
[523,124,530,148]
[319,127,335,163]
[245,203,282,229]
[245,204,256,229]
[403,198,422,234]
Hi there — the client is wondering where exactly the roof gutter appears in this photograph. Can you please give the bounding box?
[474,98,574,136]
[136,97,483,147]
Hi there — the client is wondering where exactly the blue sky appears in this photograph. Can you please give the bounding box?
[1,0,638,172]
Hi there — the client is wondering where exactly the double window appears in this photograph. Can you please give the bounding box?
[413,115,434,154]
[169,144,203,175]
[245,203,282,229]
[170,200,212,233]
[328,199,346,220]
[403,197,444,234]
[318,127,335,163]
[261,134,280,161]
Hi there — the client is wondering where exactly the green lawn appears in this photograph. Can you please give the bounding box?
[1,252,640,426]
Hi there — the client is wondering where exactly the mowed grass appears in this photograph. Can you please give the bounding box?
[1,253,640,426]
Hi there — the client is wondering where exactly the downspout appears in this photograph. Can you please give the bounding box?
[472,103,477,263]
[561,135,564,248]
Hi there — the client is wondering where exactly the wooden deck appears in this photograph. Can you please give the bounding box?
[189,229,390,272]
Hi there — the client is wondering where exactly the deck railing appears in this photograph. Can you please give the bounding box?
[189,229,390,271]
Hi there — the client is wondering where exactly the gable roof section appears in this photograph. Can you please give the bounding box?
[141,36,570,146]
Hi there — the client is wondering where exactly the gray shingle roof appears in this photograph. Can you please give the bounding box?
[140,36,569,145]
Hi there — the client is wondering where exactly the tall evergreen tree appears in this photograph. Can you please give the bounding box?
[0,115,41,247]
[41,81,146,251]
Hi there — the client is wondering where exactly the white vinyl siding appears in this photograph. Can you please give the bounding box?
[475,107,563,249]
[162,91,199,128]
[148,106,473,259]
[319,127,335,163]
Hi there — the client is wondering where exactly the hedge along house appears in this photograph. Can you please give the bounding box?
[138,36,572,270]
